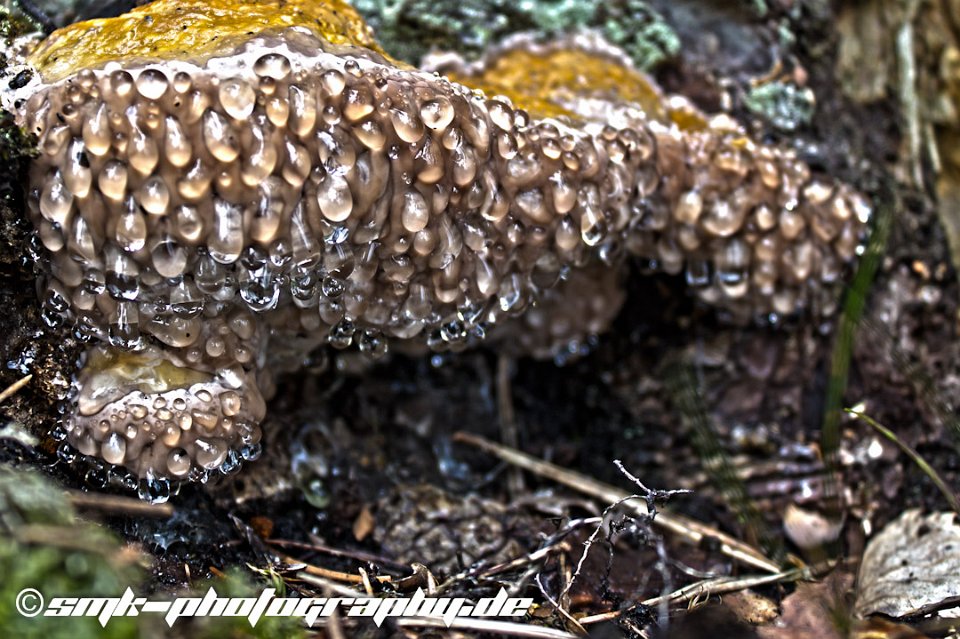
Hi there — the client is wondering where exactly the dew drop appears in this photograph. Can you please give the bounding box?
[400,189,430,233]
[137,176,170,215]
[39,170,73,225]
[167,448,191,477]
[203,109,240,162]
[136,68,169,100]
[82,102,111,156]
[101,431,127,465]
[218,78,256,120]
[420,96,454,131]
[195,437,228,469]
[254,53,292,80]
[316,171,353,222]
[164,116,192,168]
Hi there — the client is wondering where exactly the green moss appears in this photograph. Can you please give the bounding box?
[353,0,679,70]
[743,81,816,132]
[0,467,143,639]
[595,0,681,70]
[0,468,304,639]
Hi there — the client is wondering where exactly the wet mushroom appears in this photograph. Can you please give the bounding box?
[4,0,870,486]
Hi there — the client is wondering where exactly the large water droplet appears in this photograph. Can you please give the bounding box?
[316,171,353,222]
[203,109,240,162]
[218,78,256,120]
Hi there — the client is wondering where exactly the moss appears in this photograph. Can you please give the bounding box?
[0,467,143,639]
[595,0,681,71]
[353,0,679,70]
[743,81,816,132]
[0,467,305,638]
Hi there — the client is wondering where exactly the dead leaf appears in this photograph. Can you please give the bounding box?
[856,510,960,618]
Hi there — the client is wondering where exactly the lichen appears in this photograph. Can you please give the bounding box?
[744,81,816,132]
[352,0,679,70]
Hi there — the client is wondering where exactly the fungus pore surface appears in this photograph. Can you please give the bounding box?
[9,0,871,486]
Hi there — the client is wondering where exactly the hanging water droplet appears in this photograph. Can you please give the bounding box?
[99,160,128,201]
[169,278,204,317]
[151,236,188,278]
[167,448,191,477]
[101,431,127,465]
[208,199,244,264]
[39,170,73,225]
[109,300,141,348]
[203,109,240,162]
[357,329,388,359]
[218,78,256,120]
[82,102,111,156]
[321,274,345,299]
[420,96,454,131]
[400,189,430,233]
[137,473,171,503]
[138,176,170,215]
[239,263,281,311]
[195,437,228,469]
[164,116,192,167]
[328,318,355,349]
[316,171,353,222]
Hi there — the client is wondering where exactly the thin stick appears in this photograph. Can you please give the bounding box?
[396,616,582,638]
[282,556,393,585]
[578,566,810,625]
[67,490,175,518]
[453,431,780,574]
[0,374,32,404]
[497,354,526,497]
[267,537,407,571]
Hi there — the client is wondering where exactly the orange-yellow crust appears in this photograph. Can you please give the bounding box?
[27,0,388,82]
[445,46,707,129]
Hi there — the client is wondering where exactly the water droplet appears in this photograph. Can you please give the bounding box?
[390,107,425,144]
[320,69,345,96]
[129,121,159,174]
[136,68,169,100]
[357,329,387,358]
[254,53,292,80]
[39,170,73,225]
[151,236,188,278]
[138,176,170,214]
[82,102,111,156]
[164,116,192,167]
[195,437,228,469]
[343,85,374,121]
[98,160,128,202]
[167,448,191,477]
[137,473,171,503]
[109,300,141,348]
[218,78,256,120]
[101,431,127,465]
[420,96,454,131]
[321,275,345,298]
[203,109,240,162]
[329,318,355,348]
[288,84,317,136]
[208,199,243,264]
[400,189,430,233]
[115,198,148,252]
[316,171,353,222]
[219,448,242,475]
[702,200,747,237]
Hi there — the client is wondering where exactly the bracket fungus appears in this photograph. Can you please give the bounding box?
[5,0,871,490]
